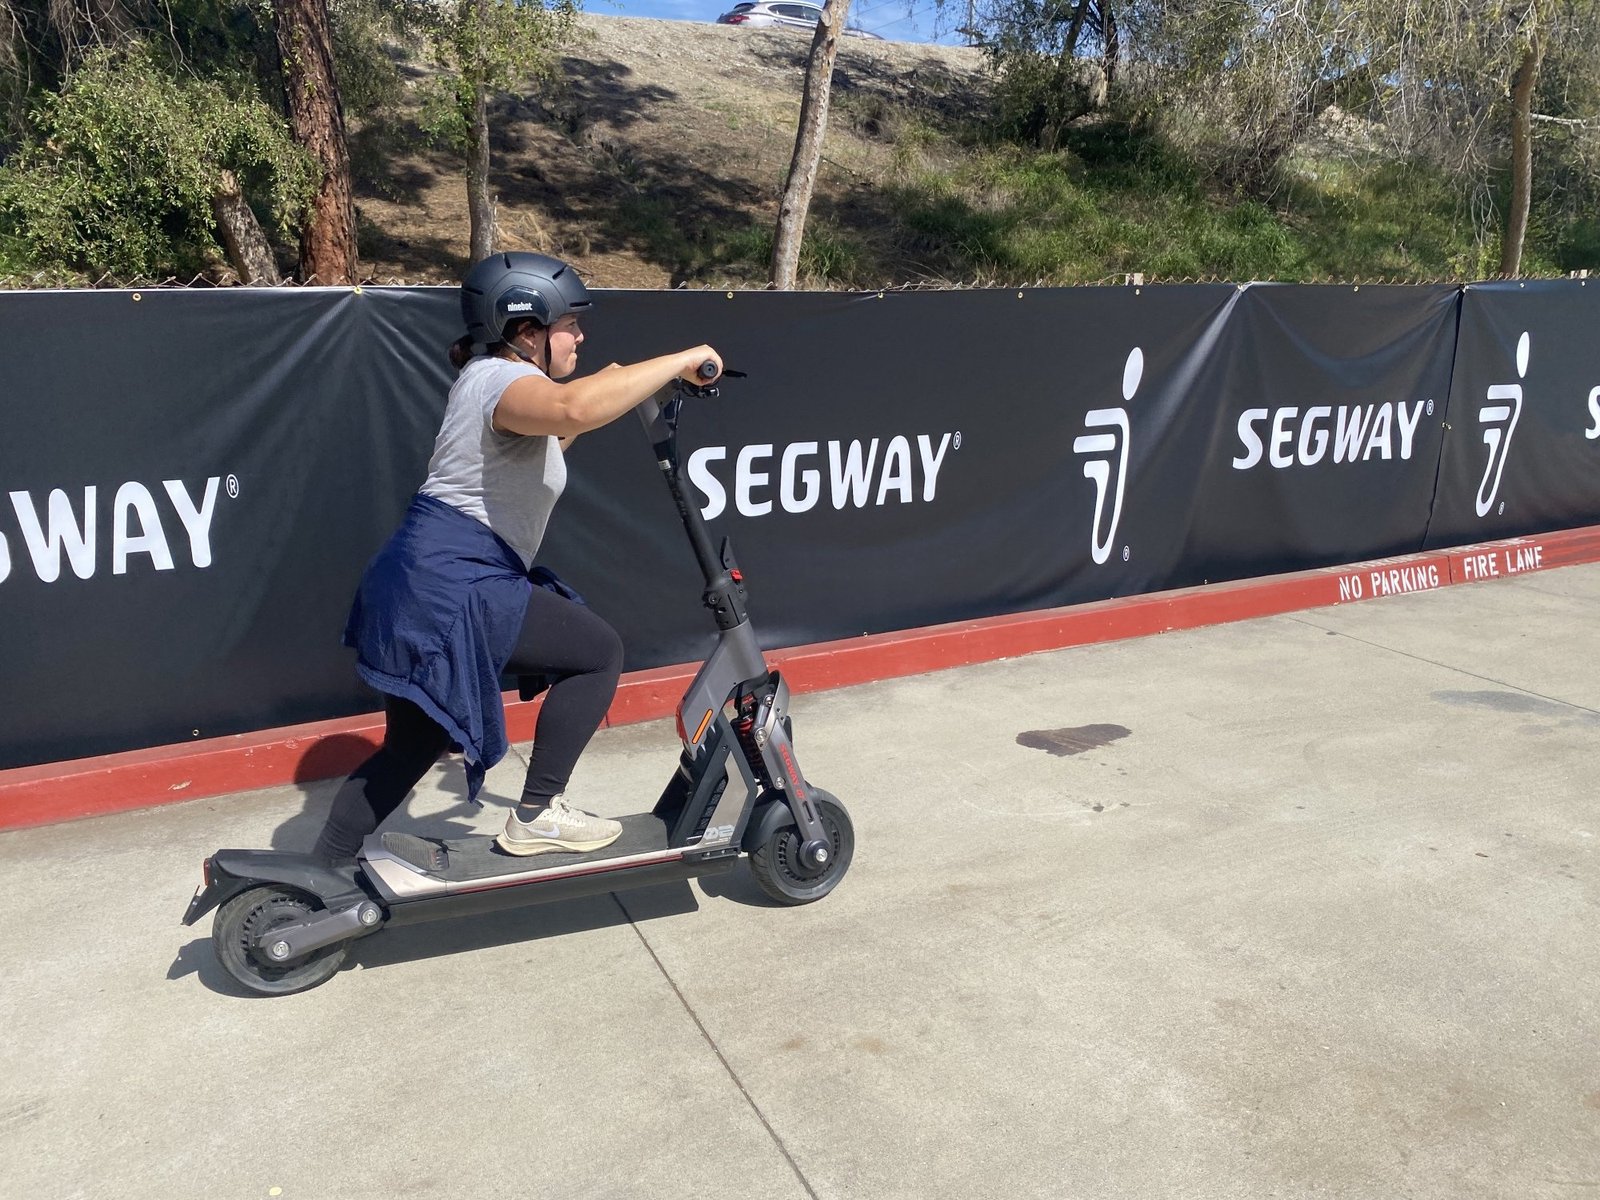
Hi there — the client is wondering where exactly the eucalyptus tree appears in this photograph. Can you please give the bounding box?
[972,0,1121,146]
[1364,0,1600,273]
[415,0,578,261]
[771,0,852,289]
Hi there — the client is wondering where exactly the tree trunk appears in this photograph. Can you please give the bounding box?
[211,170,283,285]
[1500,27,1545,277]
[273,0,358,284]
[1062,0,1091,61]
[1062,0,1106,112]
[1101,3,1118,87]
[467,79,497,261]
[770,0,850,290]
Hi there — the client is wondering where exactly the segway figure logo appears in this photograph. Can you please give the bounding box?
[1073,348,1139,565]
[1476,332,1527,517]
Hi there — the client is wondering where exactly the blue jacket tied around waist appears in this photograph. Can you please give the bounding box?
[344,493,574,802]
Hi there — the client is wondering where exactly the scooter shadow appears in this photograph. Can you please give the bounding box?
[351,881,701,974]
[693,866,787,908]
[168,881,706,997]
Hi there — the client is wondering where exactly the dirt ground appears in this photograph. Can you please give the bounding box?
[352,14,988,288]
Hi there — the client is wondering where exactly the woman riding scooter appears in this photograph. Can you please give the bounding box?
[312,252,722,862]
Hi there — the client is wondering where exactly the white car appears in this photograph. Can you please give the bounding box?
[716,2,885,37]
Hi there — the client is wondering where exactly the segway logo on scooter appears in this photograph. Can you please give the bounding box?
[1476,331,1528,518]
[1072,348,1137,566]
[0,476,232,585]
[778,743,807,802]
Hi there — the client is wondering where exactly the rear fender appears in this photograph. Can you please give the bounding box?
[179,851,367,926]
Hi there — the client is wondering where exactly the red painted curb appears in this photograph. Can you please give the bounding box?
[4,524,1599,832]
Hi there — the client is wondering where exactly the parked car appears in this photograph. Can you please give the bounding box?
[716,1,885,37]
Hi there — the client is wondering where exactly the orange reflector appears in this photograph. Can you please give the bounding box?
[691,708,715,745]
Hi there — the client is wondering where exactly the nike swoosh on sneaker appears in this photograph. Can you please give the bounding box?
[521,823,564,838]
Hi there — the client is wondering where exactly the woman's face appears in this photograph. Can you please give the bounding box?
[544,315,584,379]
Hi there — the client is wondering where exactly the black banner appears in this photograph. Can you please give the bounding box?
[0,288,454,767]
[1,281,1595,770]
[1182,284,1461,583]
[553,286,1241,667]
[1425,281,1600,548]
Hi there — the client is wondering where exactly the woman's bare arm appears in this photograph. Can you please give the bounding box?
[492,347,722,438]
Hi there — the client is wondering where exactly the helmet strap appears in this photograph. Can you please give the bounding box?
[506,325,551,375]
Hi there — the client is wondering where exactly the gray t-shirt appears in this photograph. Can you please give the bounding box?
[419,356,566,568]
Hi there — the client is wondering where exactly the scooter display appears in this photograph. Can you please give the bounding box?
[180,366,854,996]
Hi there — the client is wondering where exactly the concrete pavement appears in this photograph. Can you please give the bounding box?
[2,563,1597,1200]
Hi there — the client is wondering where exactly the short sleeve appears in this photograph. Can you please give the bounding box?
[471,358,547,434]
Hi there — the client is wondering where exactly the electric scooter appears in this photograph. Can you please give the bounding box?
[180,365,854,996]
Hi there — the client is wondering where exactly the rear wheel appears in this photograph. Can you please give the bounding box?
[749,791,853,906]
[213,886,349,996]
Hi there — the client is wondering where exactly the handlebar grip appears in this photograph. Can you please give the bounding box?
[697,360,719,381]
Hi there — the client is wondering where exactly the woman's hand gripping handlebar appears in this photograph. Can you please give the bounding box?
[677,347,723,387]
[634,358,745,445]
[678,359,748,400]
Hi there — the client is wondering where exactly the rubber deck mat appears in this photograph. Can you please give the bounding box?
[379,813,672,883]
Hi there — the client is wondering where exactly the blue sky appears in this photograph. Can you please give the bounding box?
[590,0,967,46]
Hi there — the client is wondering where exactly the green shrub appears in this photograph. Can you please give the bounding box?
[713,220,866,287]
[1557,220,1600,273]
[0,45,316,279]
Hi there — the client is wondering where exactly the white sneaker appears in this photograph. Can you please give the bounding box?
[496,797,623,856]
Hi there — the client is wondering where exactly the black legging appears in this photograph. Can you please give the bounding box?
[313,587,624,860]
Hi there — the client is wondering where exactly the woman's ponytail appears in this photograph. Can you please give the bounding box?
[447,333,476,371]
[448,317,542,371]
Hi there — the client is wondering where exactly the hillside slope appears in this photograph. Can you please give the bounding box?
[354,13,989,288]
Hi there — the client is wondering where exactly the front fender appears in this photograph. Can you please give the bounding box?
[740,797,797,853]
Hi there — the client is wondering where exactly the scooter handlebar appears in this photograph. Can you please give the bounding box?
[633,365,746,440]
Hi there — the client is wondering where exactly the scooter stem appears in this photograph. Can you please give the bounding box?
[634,388,750,629]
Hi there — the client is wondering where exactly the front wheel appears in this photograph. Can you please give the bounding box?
[749,791,854,906]
[213,886,350,996]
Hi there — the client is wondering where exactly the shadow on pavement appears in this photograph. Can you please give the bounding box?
[166,881,710,997]
[270,742,483,852]
[352,882,700,976]
[168,937,254,997]
[695,866,785,908]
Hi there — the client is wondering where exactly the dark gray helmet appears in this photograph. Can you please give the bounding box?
[460,252,592,345]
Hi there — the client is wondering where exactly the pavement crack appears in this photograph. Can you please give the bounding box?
[611,893,819,1200]
[1288,617,1600,718]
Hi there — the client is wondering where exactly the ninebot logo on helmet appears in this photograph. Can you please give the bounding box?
[1072,348,1138,566]
[496,286,548,327]
[1476,331,1528,517]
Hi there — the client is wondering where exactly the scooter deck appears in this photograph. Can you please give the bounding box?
[377,812,672,884]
